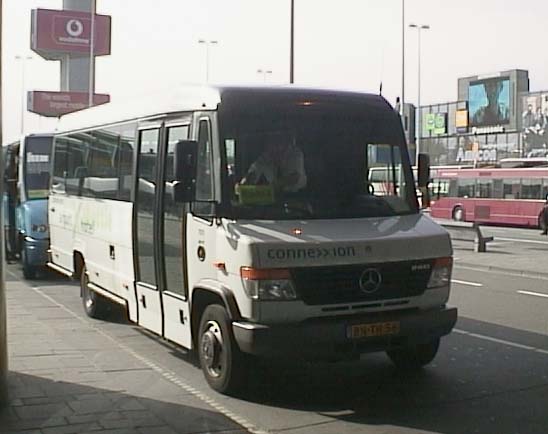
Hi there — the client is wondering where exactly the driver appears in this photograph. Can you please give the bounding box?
[240,131,307,193]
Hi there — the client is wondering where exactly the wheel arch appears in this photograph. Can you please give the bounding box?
[452,204,465,221]
[73,251,85,295]
[190,284,241,348]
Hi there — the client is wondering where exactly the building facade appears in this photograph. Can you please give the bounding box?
[418,69,537,165]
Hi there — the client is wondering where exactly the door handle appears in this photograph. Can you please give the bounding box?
[140,295,146,308]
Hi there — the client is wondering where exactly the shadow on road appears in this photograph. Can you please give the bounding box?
[235,318,548,434]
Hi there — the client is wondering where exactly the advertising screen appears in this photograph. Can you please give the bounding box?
[521,93,548,156]
[425,113,447,135]
[455,110,468,132]
[468,77,510,127]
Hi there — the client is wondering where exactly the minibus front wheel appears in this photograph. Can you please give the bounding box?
[198,304,246,394]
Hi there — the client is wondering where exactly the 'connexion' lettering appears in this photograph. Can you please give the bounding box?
[267,246,357,261]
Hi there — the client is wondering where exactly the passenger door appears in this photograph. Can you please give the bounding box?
[159,123,192,348]
[186,116,219,294]
[134,127,163,335]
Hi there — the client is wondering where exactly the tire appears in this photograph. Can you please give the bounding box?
[387,338,440,371]
[81,264,109,319]
[452,206,464,222]
[198,304,246,394]
[21,248,37,280]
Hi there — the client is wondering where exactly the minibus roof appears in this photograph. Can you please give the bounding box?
[55,85,397,134]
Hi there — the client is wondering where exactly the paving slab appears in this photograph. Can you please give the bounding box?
[1,279,248,434]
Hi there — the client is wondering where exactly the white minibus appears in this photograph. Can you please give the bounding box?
[48,86,456,393]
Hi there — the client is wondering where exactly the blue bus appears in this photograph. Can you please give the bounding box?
[4,134,53,278]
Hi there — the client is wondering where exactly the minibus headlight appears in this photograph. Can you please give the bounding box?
[32,224,48,233]
[240,267,298,301]
[427,257,452,289]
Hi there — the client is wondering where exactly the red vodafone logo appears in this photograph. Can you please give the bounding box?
[66,19,84,37]
[31,8,111,56]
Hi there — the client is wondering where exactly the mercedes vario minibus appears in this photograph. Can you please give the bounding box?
[48,86,456,393]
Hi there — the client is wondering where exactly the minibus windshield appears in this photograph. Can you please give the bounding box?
[24,136,52,200]
[219,105,417,220]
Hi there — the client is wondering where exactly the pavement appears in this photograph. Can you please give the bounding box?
[449,228,548,278]
[0,270,249,434]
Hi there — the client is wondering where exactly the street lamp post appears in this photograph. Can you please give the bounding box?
[88,0,96,107]
[198,39,218,83]
[401,0,405,114]
[257,69,273,83]
[15,55,33,136]
[290,0,294,84]
[409,23,429,165]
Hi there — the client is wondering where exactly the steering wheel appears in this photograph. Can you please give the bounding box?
[282,202,313,218]
[367,182,375,195]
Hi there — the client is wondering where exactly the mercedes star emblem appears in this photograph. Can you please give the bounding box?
[359,268,382,293]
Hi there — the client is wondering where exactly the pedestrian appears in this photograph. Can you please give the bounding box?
[541,195,548,235]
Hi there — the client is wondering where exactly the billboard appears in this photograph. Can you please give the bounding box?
[521,93,548,156]
[31,8,111,60]
[424,113,447,135]
[455,110,468,132]
[28,91,110,117]
[468,77,510,127]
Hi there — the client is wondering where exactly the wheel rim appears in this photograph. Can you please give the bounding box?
[454,208,463,221]
[201,320,224,378]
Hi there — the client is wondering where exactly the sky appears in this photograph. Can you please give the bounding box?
[3,0,548,143]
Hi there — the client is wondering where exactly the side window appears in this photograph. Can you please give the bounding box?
[457,179,475,198]
[65,134,88,196]
[522,178,542,199]
[52,137,68,193]
[53,126,135,200]
[448,179,458,197]
[163,125,189,296]
[503,178,521,199]
[367,144,407,198]
[92,123,136,201]
[116,124,136,201]
[138,129,160,194]
[476,178,493,198]
[165,125,189,182]
[136,128,160,286]
[493,179,503,199]
[196,119,214,201]
[85,132,118,200]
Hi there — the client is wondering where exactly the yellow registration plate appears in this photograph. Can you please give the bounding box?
[349,321,400,339]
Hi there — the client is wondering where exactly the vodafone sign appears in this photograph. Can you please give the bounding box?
[31,8,111,59]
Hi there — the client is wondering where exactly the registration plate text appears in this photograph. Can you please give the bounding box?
[349,321,400,339]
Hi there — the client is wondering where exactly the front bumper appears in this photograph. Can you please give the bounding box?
[232,306,457,360]
[22,237,49,267]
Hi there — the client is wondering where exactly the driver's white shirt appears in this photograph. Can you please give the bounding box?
[248,145,307,193]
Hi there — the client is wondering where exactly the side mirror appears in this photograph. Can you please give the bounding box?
[417,153,430,188]
[173,140,198,203]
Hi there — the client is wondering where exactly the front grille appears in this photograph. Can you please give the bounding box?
[291,260,434,306]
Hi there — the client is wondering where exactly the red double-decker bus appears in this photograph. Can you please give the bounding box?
[429,167,548,228]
